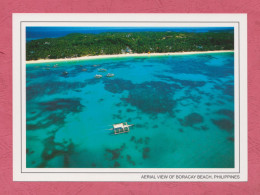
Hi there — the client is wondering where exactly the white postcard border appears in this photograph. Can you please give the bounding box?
[13,13,247,181]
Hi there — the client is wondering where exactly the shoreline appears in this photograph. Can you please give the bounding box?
[26,50,234,64]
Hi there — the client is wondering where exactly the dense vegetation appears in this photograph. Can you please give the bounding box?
[26,31,234,60]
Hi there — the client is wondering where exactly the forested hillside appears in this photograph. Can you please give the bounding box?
[26,31,234,60]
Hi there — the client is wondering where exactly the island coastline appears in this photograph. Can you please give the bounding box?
[26,50,234,64]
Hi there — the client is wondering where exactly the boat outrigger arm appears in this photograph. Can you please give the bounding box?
[109,122,134,135]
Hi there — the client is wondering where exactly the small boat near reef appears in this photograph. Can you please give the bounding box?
[93,64,100,67]
[82,68,87,71]
[106,73,114,77]
[53,64,58,68]
[62,71,68,76]
[108,122,134,135]
[95,74,102,79]
[98,68,107,72]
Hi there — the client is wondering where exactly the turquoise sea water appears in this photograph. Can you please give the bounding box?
[26,52,234,168]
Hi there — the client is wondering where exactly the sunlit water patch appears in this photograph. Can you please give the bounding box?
[26,52,234,168]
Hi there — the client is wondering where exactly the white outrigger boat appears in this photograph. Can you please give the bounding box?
[95,74,102,78]
[106,73,114,77]
[109,122,134,135]
[98,68,107,72]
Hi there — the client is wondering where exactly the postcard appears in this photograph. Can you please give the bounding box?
[13,13,247,181]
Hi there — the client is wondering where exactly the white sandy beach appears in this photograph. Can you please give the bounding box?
[26,50,234,64]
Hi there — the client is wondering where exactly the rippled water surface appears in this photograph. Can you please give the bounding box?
[26,52,234,168]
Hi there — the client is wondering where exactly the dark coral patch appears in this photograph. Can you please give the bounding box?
[223,85,234,97]
[136,138,143,144]
[179,113,204,127]
[177,94,201,106]
[26,81,86,101]
[98,98,104,102]
[179,128,184,132]
[106,149,120,160]
[155,74,205,88]
[103,78,176,115]
[26,66,102,100]
[112,114,123,120]
[144,65,153,67]
[132,136,149,145]
[201,125,209,131]
[123,81,176,114]
[103,79,134,94]
[144,137,150,145]
[217,100,225,105]
[175,109,181,113]
[26,66,63,80]
[135,124,145,128]
[135,116,142,120]
[214,83,234,97]
[126,108,135,112]
[227,137,234,142]
[113,161,120,168]
[38,133,74,168]
[26,148,34,155]
[216,109,234,120]
[27,98,84,130]
[27,113,67,130]
[142,147,150,159]
[206,102,211,106]
[164,53,234,79]
[150,115,158,120]
[127,155,136,166]
[115,102,122,107]
[105,143,126,161]
[100,61,130,70]
[39,98,83,112]
[85,78,101,85]
[212,119,234,132]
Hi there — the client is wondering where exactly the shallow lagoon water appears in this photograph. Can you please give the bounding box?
[26,52,234,168]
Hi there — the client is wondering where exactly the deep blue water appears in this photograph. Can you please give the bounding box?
[26,52,234,168]
[26,27,234,42]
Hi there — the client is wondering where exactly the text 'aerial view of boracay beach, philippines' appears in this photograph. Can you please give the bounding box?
[26,26,235,169]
